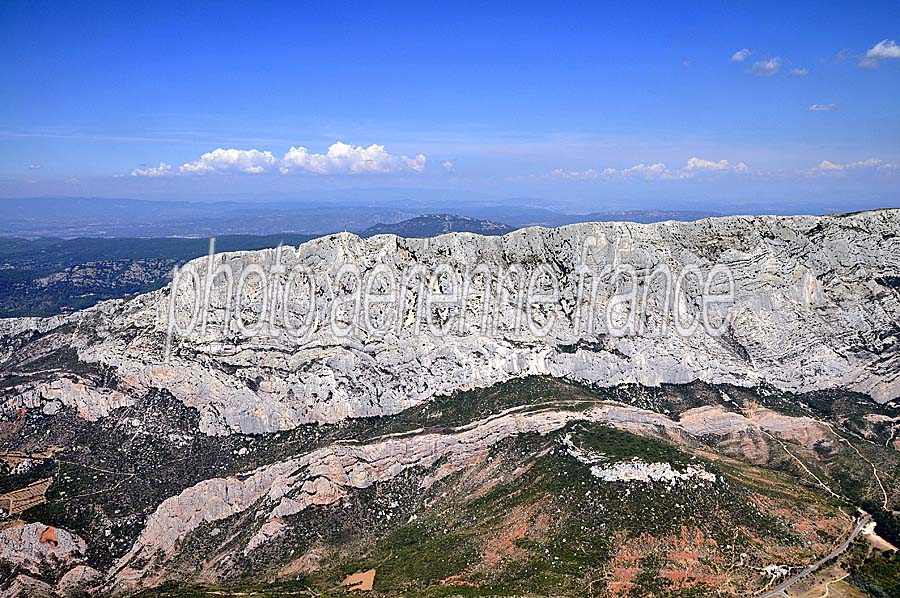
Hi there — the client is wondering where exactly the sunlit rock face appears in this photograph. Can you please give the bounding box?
[3,210,900,435]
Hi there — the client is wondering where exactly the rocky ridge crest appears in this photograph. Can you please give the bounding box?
[1,211,893,436]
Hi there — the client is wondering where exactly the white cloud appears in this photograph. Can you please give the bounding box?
[28,164,42,170]
[789,67,809,76]
[866,39,900,59]
[834,49,853,63]
[179,148,277,175]
[132,142,428,177]
[815,158,895,174]
[549,158,746,181]
[551,167,619,180]
[749,57,782,76]
[808,104,838,111]
[442,160,456,172]
[844,158,881,169]
[685,157,729,171]
[860,39,900,68]
[550,168,600,180]
[131,163,174,177]
[279,142,425,174]
[731,48,752,62]
[817,160,845,171]
[621,163,669,179]
[551,157,897,181]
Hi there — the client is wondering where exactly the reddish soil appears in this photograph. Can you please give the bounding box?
[481,498,551,567]
[39,526,59,547]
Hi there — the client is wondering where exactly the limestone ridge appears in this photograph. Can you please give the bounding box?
[2,210,899,437]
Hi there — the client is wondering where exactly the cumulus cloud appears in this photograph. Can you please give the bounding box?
[789,67,809,76]
[749,57,782,76]
[279,142,425,174]
[808,104,838,111]
[442,160,456,172]
[180,148,277,175]
[867,39,900,59]
[834,49,853,63]
[131,163,174,177]
[860,39,900,68]
[621,163,669,178]
[731,48,752,62]
[131,142,429,177]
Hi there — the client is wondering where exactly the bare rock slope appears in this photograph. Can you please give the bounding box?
[2,210,899,437]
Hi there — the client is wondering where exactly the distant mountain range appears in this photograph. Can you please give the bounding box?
[0,197,418,238]
[0,197,723,238]
[362,214,514,237]
[359,211,721,239]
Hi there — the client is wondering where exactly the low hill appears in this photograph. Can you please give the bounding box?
[362,214,514,237]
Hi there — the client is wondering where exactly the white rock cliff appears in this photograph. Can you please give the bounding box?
[2,211,899,435]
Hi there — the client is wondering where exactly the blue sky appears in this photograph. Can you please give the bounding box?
[1,1,899,212]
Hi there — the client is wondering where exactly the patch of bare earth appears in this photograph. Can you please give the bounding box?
[278,546,327,577]
[604,527,727,597]
[341,568,376,591]
[480,498,551,567]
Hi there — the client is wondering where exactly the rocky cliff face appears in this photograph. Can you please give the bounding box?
[5,210,899,436]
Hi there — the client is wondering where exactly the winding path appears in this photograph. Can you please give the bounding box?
[757,515,871,598]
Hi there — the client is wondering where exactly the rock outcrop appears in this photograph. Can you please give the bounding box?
[0,522,86,575]
[1,211,897,436]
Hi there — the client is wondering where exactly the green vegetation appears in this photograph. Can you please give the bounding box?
[565,420,694,465]
[337,524,480,590]
[847,541,900,598]
[0,234,315,316]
